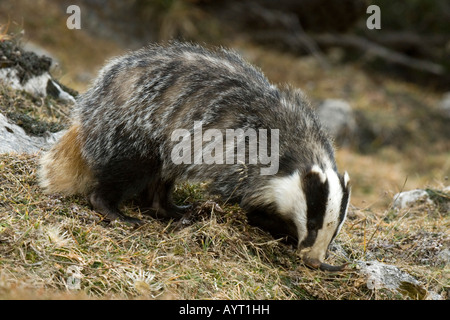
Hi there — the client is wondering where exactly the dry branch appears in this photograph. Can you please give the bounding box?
[313,33,445,75]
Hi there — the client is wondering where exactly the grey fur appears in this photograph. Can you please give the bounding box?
[42,42,350,262]
[77,42,334,196]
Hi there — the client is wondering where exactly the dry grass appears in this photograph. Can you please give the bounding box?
[0,1,448,300]
[0,18,11,41]
[0,154,448,300]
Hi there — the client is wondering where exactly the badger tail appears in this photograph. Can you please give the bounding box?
[38,124,94,195]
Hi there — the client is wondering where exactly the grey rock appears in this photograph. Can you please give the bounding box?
[357,260,442,300]
[0,113,65,154]
[393,189,433,209]
[436,248,450,267]
[0,67,75,103]
[438,92,450,119]
[316,99,357,145]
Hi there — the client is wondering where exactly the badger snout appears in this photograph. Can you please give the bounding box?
[299,228,347,272]
[302,255,348,272]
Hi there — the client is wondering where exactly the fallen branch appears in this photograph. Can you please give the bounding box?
[313,33,445,75]
[252,30,445,75]
[365,31,449,48]
[243,2,330,69]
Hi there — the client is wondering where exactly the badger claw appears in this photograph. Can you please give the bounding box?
[303,256,348,272]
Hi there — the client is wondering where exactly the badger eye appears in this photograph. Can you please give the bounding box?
[307,219,319,230]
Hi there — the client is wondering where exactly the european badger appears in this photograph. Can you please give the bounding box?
[39,42,350,270]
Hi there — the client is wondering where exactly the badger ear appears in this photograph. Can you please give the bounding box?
[343,171,350,189]
[337,171,351,196]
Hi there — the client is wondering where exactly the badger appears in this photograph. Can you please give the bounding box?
[39,42,350,270]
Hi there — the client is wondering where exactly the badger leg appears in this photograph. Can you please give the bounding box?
[141,179,190,219]
[88,158,155,224]
[89,187,143,224]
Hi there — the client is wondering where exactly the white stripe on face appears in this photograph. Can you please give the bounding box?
[302,168,344,262]
[269,170,308,244]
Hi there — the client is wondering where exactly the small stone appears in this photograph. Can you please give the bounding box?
[393,189,433,209]
[438,92,450,119]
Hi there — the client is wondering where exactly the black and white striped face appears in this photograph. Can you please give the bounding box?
[269,165,350,262]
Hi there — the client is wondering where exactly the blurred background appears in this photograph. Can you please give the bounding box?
[1,0,449,210]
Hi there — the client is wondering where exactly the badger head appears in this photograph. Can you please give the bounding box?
[299,166,350,266]
[245,165,350,270]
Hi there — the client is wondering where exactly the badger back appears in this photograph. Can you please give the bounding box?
[73,42,274,168]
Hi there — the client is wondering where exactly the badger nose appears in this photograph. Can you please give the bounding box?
[302,255,348,272]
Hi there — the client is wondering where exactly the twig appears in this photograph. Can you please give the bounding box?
[246,2,330,69]
[313,33,445,75]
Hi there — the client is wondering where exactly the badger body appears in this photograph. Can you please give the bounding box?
[39,42,350,265]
